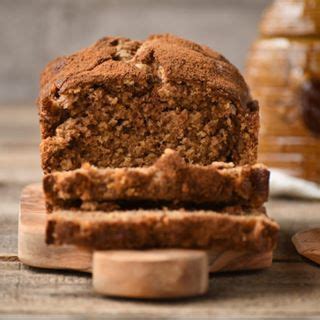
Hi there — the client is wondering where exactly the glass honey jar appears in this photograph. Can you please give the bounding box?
[246,0,320,183]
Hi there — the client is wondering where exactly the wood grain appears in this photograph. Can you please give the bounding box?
[93,250,208,298]
[18,184,92,272]
[1,260,320,317]
[266,199,320,262]
[292,228,320,265]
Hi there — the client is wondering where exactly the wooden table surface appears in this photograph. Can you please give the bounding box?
[1,105,320,318]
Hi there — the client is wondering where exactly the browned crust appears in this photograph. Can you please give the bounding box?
[46,207,279,252]
[38,34,259,173]
[38,34,251,115]
[43,149,269,212]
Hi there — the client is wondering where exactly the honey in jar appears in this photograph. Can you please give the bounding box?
[246,0,320,183]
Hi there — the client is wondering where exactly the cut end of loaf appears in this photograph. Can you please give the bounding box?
[38,34,259,173]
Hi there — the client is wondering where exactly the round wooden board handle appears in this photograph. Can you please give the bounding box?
[93,250,208,299]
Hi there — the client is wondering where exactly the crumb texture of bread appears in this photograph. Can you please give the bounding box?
[46,207,279,252]
[43,149,269,212]
[38,34,259,173]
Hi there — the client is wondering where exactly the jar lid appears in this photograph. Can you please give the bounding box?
[260,0,320,37]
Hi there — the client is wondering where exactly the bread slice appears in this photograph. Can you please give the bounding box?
[43,149,269,212]
[46,207,279,252]
[38,34,259,174]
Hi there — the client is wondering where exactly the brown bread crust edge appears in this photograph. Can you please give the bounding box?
[46,208,279,253]
[43,149,269,212]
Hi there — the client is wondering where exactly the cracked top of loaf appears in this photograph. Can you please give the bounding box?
[40,34,251,109]
[38,34,259,172]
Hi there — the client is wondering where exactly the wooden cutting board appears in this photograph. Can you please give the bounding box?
[18,183,273,298]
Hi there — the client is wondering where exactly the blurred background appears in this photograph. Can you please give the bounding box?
[1,0,269,105]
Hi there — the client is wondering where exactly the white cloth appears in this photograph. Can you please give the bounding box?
[270,169,320,200]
